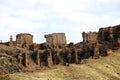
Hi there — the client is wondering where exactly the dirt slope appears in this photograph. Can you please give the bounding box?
[9,50,120,80]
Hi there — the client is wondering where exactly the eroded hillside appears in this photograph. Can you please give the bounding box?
[9,50,120,80]
[0,25,120,80]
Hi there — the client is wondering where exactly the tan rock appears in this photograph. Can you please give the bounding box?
[82,32,98,43]
[45,33,67,48]
[16,33,33,49]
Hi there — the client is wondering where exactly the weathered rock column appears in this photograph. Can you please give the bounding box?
[108,27,113,41]
[9,35,13,47]
[75,48,78,64]
[57,48,64,65]
[36,50,40,65]
[24,50,29,67]
[18,51,23,64]
[47,54,53,68]
[93,42,99,59]
[82,32,87,42]
[46,48,53,68]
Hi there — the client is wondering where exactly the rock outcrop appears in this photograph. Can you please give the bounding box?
[82,25,120,44]
[98,25,120,50]
[44,33,67,48]
[82,32,98,43]
[16,33,33,49]
[0,24,120,74]
[82,24,120,57]
[9,35,13,47]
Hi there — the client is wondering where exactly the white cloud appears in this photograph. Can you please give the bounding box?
[115,18,120,25]
[39,0,92,20]
[97,0,120,4]
[66,12,100,26]
[0,0,120,43]
[15,9,47,21]
[41,0,88,13]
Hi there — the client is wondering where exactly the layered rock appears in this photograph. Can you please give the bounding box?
[81,25,120,58]
[0,24,120,74]
[98,25,120,50]
[16,33,33,49]
[82,32,98,43]
[82,25,120,43]
[44,33,67,48]
[98,25,120,42]
[117,31,120,43]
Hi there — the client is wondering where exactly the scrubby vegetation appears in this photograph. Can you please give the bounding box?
[8,50,120,80]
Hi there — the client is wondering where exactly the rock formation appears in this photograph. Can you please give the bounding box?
[82,24,120,57]
[98,25,120,50]
[93,42,99,59]
[17,51,23,64]
[44,33,67,48]
[0,24,120,74]
[9,35,13,47]
[82,32,98,43]
[98,25,120,42]
[16,33,33,49]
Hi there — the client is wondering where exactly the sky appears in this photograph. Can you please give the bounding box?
[0,0,120,44]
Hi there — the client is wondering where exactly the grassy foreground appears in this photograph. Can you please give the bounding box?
[9,50,120,80]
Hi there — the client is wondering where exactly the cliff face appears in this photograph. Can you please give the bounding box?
[80,25,120,58]
[44,33,67,48]
[16,33,33,49]
[98,25,120,42]
[82,32,98,43]
[82,25,120,49]
[98,25,120,50]
[0,25,120,74]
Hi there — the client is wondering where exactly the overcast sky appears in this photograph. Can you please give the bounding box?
[0,0,120,43]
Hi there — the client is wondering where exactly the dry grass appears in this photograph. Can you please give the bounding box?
[0,71,10,80]
[9,66,70,80]
[9,50,120,80]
